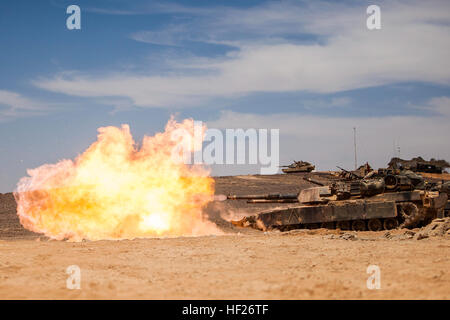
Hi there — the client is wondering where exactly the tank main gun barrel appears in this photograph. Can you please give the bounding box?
[227,193,298,200]
[247,199,299,203]
[303,177,326,186]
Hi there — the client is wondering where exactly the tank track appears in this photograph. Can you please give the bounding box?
[272,217,399,232]
[268,200,443,232]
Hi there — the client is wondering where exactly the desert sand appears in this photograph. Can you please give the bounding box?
[0,174,449,299]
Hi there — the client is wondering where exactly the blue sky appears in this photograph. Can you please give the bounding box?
[1,0,450,192]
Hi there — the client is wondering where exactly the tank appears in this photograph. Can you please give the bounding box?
[439,181,450,216]
[388,157,450,174]
[280,160,315,173]
[226,174,448,232]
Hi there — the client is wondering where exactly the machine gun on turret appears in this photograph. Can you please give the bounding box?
[336,166,362,181]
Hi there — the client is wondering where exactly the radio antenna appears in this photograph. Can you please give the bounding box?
[353,127,357,170]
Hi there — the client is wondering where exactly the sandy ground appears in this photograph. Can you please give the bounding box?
[1,231,449,299]
[0,173,449,299]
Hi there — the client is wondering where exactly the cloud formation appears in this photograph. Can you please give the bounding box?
[0,90,50,121]
[34,0,450,108]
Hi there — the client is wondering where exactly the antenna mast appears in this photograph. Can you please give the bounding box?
[353,127,357,170]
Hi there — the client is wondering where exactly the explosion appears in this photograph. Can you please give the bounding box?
[14,118,221,241]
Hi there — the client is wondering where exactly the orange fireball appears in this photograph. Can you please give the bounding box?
[14,118,221,241]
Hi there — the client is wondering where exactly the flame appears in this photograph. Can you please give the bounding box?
[14,118,221,241]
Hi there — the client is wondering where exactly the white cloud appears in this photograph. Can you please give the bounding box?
[130,25,187,46]
[0,90,50,121]
[34,0,450,109]
[302,96,352,109]
[0,90,42,110]
[206,97,450,174]
[427,96,450,116]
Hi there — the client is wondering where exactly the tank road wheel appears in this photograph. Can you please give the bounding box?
[351,220,366,231]
[367,218,383,231]
[383,218,399,230]
[320,222,335,229]
[336,221,350,230]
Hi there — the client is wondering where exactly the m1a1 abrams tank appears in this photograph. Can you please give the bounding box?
[280,160,315,173]
[388,157,450,174]
[227,174,448,232]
